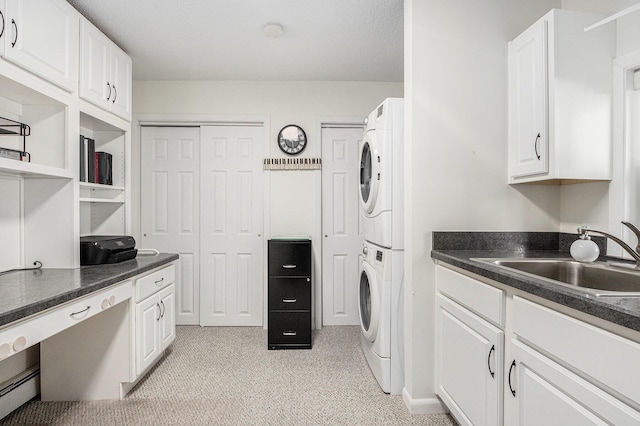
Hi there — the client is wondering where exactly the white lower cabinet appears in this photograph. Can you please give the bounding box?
[507,339,640,426]
[435,264,640,426]
[135,284,175,375]
[436,294,504,426]
[132,264,176,379]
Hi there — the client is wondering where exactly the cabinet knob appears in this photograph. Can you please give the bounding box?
[12,336,26,352]
[0,343,11,359]
[101,298,110,310]
[108,295,116,306]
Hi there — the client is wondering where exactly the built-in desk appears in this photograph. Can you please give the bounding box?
[0,253,178,411]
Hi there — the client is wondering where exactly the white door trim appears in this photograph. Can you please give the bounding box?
[132,114,271,328]
[314,116,365,328]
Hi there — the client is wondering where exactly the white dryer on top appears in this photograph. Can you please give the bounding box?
[359,98,404,249]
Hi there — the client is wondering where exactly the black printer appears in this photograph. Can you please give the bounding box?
[80,235,138,265]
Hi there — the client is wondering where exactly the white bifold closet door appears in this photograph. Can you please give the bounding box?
[321,125,363,325]
[199,125,264,326]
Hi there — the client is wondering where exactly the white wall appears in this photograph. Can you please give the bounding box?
[559,0,640,234]
[132,80,402,240]
[403,0,561,412]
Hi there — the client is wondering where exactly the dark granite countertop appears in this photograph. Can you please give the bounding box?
[431,232,640,333]
[0,253,178,327]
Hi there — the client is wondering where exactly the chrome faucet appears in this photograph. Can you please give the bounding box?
[577,221,640,267]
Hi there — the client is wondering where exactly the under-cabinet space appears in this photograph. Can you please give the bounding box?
[0,80,69,175]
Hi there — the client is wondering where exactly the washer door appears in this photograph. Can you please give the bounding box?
[359,132,380,214]
[359,260,380,342]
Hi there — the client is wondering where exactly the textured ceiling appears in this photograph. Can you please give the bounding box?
[67,0,404,82]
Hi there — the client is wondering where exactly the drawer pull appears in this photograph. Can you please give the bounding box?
[282,264,297,269]
[283,298,297,303]
[70,306,91,318]
[282,331,297,336]
[155,277,165,285]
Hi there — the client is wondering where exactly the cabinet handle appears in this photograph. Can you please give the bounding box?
[160,300,165,318]
[282,264,297,269]
[534,133,541,160]
[106,82,111,101]
[283,298,297,303]
[0,11,5,39]
[508,359,516,397]
[487,344,495,378]
[70,306,91,318]
[11,18,16,47]
[112,85,117,103]
[156,303,161,321]
[155,277,165,285]
[282,331,297,336]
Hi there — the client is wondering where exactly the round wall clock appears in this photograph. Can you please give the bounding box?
[278,124,307,155]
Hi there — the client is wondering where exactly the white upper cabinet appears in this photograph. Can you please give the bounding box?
[508,9,615,184]
[3,0,79,92]
[79,19,132,121]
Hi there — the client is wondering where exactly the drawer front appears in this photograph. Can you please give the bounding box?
[269,277,311,311]
[0,280,133,361]
[268,240,311,276]
[513,296,640,407]
[436,265,505,327]
[136,264,175,302]
[268,311,311,347]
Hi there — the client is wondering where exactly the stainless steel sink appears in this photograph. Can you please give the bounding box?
[473,258,640,297]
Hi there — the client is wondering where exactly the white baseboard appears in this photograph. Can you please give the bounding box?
[402,387,449,415]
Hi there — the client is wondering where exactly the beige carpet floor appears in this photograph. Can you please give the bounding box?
[3,325,456,425]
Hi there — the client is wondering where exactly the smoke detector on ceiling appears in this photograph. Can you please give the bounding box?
[264,23,284,38]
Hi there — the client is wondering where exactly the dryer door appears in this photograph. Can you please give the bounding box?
[359,260,380,342]
[359,132,380,214]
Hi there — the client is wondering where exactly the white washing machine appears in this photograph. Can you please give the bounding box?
[359,239,404,394]
[359,98,404,249]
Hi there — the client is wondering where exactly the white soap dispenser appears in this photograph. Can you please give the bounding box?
[570,233,600,262]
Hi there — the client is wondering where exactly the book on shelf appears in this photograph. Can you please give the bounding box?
[95,151,112,185]
[79,135,95,182]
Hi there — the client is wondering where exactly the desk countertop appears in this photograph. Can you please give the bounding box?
[0,253,178,327]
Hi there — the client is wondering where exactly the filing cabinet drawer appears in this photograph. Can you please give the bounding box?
[268,240,311,276]
[268,277,311,311]
[268,312,312,349]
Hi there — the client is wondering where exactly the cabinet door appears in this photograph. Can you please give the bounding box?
[508,19,548,179]
[436,294,504,426]
[4,0,78,92]
[110,44,132,120]
[135,295,160,375]
[507,340,640,426]
[79,19,111,108]
[158,284,176,350]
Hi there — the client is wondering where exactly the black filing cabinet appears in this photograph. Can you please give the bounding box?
[268,239,312,350]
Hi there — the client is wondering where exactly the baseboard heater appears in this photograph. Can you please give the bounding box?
[0,366,40,419]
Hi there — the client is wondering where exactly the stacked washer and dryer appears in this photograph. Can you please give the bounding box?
[358,98,404,395]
